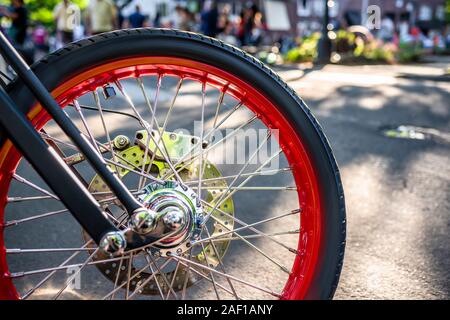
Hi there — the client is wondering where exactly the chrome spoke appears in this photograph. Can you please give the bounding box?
[203,227,240,299]
[101,254,166,300]
[169,253,282,298]
[145,252,180,300]
[73,99,101,153]
[210,213,291,274]
[145,254,165,300]
[92,139,164,185]
[185,167,292,185]
[6,247,95,254]
[125,252,134,300]
[9,254,131,278]
[199,241,221,300]
[197,82,207,198]
[210,150,282,214]
[93,89,121,177]
[7,195,57,203]
[151,255,179,300]
[174,258,238,297]
[104,158,164,184]
[146,253,179,300]
[207,229,300,242]
[203,131,272,223]
[21,240,94,299]
[12,174,59,201]
[163,113,258,181]
[127,257,173,300]
[110,256,124,300]
[181,249,193,300]
[115,79,183,184]
[193,186,297,191]
[165,259,181,300]
[53,248,100,299]
[40,131,76,150]
[202,200,300,254]
[168,100,243,172]
[3,208,69,227]
[195,209,300,245]
[141,78,183,188]
[136,76,161,190]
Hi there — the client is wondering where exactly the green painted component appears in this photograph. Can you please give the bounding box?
[89,130,235,272]
[135,129,200,162]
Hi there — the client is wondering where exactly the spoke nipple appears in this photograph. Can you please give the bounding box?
[102,85,116,100]
[99,231,127,256]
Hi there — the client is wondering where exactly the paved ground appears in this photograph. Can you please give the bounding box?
[275,60,450,299]
[4,58,449,299]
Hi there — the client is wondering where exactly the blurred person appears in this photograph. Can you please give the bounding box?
[31,23,48,60]
[249,10,265,46]
[153,10,162,28]
[0,0,28,46]
[117,4,125,29]
[53,0,80,45]
[177,6,194,31]
[127,5,147,29]
[237,6,253,46]
[200,0,218,37]
[217,3,231,34]
[217,20,237,46]
[85,0,118,35]
[32,23,48,52]
[379,15,394,42]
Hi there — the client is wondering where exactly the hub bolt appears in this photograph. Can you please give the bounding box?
[113,135,130,150]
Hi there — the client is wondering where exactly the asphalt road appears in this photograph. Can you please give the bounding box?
[278,60,449,299]
[4,58,449,299]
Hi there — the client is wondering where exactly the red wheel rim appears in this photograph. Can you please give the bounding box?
[0,57,322,300]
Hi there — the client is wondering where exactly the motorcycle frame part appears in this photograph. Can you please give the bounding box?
[0,32,149,248]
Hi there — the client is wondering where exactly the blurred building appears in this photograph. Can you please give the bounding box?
[295,0,446,35]
[118,0,447,36]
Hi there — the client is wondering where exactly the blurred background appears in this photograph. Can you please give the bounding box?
[0,0,449,299]
[0,0,449,64]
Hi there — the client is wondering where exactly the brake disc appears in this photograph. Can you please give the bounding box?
[83,130,235,296]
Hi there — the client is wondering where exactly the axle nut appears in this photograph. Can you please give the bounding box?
[162,209,185,231]
[129,208,157,235]
[100,231,126,256]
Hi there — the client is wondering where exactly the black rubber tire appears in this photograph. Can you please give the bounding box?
[2,28,346,300]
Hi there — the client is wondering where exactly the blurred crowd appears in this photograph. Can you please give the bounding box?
[0,0,267,63]
[0,0,448,65]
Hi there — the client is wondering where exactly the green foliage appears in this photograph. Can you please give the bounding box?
[284,29,423,64]
[446,0,450,24]
[285,33,320,63]
[0,0,88,27]
[397,42,422,63]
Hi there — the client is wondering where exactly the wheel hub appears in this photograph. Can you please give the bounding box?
[137,181,203,256]
[84,130,235,295]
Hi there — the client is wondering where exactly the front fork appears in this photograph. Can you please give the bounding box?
[0,31,153,252]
